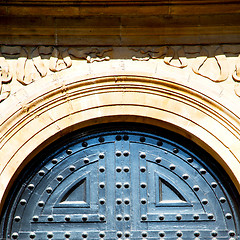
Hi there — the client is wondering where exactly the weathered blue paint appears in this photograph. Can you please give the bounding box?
[1,128,239,239]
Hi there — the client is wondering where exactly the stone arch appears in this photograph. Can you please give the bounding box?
[0,72,240,215]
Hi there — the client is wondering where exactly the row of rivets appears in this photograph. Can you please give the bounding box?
[116,214,130,221]
[116,135,129,141]
[154,214,215,221]
[116,182,130,188]
[116,151,130,157]
[11,230,235,239]
[115,198,130,204]
[47,137,182,164]
[31,214,106,222]
[140,152,181,172]
[139,140,178,152]
[139,214,215,221]
[15,231,85,239]
[116,166,131,172]
[139,136,173,150]
[116,231,130,238]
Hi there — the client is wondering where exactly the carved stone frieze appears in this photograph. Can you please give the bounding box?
[164,46,188,68]
[0,52,11,102]
[1,45,240,103]
[191,46,229,82]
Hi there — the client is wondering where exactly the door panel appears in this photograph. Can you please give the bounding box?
[1,128,239,239]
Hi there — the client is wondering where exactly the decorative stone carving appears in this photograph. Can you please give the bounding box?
[68,47,112,59]
[86,56,110,63]
[234,57,240,97]
[192,46,229,82]
[68,47,99,59]
[0,51,11,102]
[130,46,167,60]
[164,46,188,68]
[132,56,150,61]
[32,47,48,78]
[16,47,40,85]
[1,44,240,103]
[49,48,72,72]
[130,46,188,68]
[233,54,240,82]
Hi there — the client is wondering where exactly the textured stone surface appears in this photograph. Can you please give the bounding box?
[0,1,240,45]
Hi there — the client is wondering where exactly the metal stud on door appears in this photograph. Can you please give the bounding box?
[1,128,239,240]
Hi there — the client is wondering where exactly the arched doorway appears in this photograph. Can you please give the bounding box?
[1,124,239,239]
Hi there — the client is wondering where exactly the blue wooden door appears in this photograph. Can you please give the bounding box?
[2,129,239,239]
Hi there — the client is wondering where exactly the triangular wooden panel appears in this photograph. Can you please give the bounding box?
[159,177,187,203]
[61,178,87,204]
